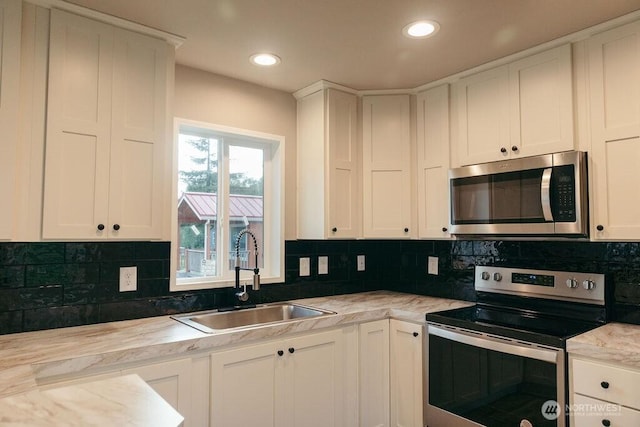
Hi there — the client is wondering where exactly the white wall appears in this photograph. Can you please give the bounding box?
[173,65,298,240]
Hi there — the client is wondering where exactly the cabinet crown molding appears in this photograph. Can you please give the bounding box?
[26,0,186,47]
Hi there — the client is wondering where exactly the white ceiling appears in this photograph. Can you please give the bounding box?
[65,0,640,93]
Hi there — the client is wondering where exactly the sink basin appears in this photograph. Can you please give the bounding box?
[172,303,336,333]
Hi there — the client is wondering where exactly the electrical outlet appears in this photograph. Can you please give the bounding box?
[318,256,328,275]
[119,266,137,292]
[299,257,310,277]
[428,256,439,275]
[357,255,365,271]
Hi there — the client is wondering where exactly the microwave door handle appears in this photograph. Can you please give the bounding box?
[541,168,554,221]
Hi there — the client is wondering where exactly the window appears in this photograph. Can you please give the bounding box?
[171,119,284,290]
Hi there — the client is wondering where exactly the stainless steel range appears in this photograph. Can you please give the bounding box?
[425,267,607,427]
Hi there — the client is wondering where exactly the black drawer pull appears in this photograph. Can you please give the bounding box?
[288,347,295,354]
[600,381,610,389]
[97,224,105,231]
[331,227,337,232]
[500,147,507,153]
[277,350,284,356]
[413,332,419,337]
[602,419,611,427]
[597,224,604,231]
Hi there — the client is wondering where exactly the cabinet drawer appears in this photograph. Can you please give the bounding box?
[572,394,639,427]
[572,358,640,409]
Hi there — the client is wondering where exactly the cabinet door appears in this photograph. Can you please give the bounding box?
[43,9,114,239]
[109,28,167,239]
[359,320,390,427]
[0,0,21,240]
[284,328,346,427]
[588,21,640,240]
[121,358,192,426]
[390,320,423,427]
[327,88,359,238]
[456,65,510,165]
[572,394,640,426]
[509,44,574,158]
[210,340,284,427]
[362,95,412,238]
[416,85,451,239]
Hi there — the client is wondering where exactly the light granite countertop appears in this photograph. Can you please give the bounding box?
[567,322,640,369]
[0,291,473,398]
[0,374,184,426]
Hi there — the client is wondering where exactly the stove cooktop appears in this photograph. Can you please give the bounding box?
[426,304,603,348]
[426,267,608,348]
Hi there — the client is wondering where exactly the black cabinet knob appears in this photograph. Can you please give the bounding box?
[442,227,448,232]
[600,381,610,389]
[602,419,611,427]
[500,147,507,153]
[413,332,419,337]
[288,347,295,354]
[404,228,409,233]
[113,224,121,231]
[511,145,518,152]
[597,225,604,231]
[97,224,105,231]
[331,227,337,233]
[277,350,284,356]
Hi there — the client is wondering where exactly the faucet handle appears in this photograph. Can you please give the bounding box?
[235,283,249,302]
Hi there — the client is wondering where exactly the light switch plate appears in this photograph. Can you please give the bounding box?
[318,256,328,275]
[357,255,365,271]
[119,266,137,292]
[428,256,439,275]
[299,257,310,277]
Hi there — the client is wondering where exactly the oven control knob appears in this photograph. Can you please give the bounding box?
[583,279,596,291]
[566,278,579,289]
[493,272,502,282]
[481,271,490,280]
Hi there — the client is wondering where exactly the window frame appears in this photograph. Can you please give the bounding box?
[170,118,285,291]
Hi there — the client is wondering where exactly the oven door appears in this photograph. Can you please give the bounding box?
[426,324,565,427]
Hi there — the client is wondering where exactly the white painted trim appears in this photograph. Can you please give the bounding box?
[26,0,185,47]
[169,117,285,292]
[293,79,359,99]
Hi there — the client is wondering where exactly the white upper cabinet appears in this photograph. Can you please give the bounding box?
[588,20,640,240]
[362,94,413,238]
[456,44,574,165]
[416,84,451,239]
[43,9,170,240]
[0,0,22,240]
[297,87,360,239]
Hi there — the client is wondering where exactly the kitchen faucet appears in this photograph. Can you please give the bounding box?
[234,228,260,302]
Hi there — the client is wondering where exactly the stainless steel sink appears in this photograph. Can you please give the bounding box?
[172,303,336,333]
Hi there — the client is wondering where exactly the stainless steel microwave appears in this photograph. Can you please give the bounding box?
[449,151,588,236]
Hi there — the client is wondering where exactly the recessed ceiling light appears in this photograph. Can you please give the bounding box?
[403,20,440,39]
[250,53,281,66]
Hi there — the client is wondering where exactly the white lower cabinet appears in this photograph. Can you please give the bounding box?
[359,320,424,427]
[210,328,351,427]
[390,320,424,427]
[359,319,390,427]
[570,356,640,426]
[121,358,194,426]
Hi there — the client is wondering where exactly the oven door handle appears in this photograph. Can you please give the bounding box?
[541,167,554,222]
[428,324,560,364]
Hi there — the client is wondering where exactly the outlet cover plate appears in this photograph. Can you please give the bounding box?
[299,257,310,277]
[357,255,365,271]
[119,266,137,292]
[318,256,328,275]
[428,256,439,275]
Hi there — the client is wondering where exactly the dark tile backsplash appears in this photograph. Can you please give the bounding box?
[1,239,640,335]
